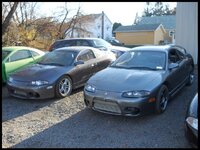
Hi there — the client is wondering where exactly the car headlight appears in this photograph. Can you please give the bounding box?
[8,77,14,83]
[186,116,198,130]
[85,84,96,93]
[122,90,150,98]
[31,80,49,86]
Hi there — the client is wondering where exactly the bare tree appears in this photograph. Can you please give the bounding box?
[2,2,19,36]
[52,3,83,39]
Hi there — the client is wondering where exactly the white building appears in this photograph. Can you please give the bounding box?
[175,2,198,64]
[65,12,113,40]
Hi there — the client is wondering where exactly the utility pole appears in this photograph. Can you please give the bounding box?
[101,11,104,39]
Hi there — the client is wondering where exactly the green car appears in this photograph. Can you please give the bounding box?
[2,46,45,83]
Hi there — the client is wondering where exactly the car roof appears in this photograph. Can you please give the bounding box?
[54,38,103,42]
[3,46,41,51]
[130,45,175,52]
[54,46,99,52]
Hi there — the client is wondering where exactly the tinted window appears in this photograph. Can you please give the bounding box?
[92,39,111,48]
[76,40,90,46]
[10,50,31,62]
[87,50,95,59]
[77,50,95,62]
[30,50,39,57]
[111,51,166,70]
[38,51,77,66]
[175,49,185,59]
[168,49,181,63]
[2,50,11,60]
[52,40,76,50]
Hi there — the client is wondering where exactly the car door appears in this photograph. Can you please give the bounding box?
[92,49,111,72]
[167,48,186,92]
[4,50,34,78]
[175,46,192,80]
[72,49,96,86]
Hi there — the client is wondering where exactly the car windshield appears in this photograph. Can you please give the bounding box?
[38,51,77,66]
[93,39,112,48]
[111,51,166,70]
[2,50,11,61]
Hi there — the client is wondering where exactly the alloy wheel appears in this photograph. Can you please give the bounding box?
[160,92,168,111]
[59,78,71,97]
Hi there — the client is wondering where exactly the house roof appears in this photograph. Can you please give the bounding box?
[114,23,161,32]
[78,13,102,21]
[137,15,175,30]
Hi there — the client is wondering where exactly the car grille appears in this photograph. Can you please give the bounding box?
[93,99,121,114]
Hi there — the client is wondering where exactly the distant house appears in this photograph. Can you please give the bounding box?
[136,15,176,43]
[114,23,166,45]
[64,12,113,40]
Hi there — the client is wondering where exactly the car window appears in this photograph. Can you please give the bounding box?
[38,51,76,66]
[2,50,11,61]
[30,50,40,57]
[175,49,185,60]
[176,46,186,55]
[168,49,182,63]
[10,50,32,62]
[77,50,95,62]
[111,51,166,70]
[87,50,96,59]
[76,40,90,46]
[92,38,111,48]
[52,40,76,50]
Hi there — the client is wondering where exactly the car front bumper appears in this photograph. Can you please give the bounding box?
[185,121,198,148]
[84,89,156,116]
[7,81,55,100]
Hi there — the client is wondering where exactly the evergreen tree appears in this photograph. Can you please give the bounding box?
[142,2,176,17]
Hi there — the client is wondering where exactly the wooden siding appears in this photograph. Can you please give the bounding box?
[116,31,154,45]
[154,27,165,45]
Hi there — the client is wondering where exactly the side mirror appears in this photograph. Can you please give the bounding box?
[168,63,179,70]
[74,60,84,66]
[98,46,108,51]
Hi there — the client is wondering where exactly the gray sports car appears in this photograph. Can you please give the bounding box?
[84,45,195,116]
[7,46,116,99]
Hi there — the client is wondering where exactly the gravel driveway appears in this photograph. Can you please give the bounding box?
[2,66,198,148]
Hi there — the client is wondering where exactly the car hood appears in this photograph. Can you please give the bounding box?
[110,45,130,52]
[88,67,164,92]
[10,64,72,82]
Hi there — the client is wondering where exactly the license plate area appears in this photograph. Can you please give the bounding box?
[93,99,121,114]
[14,90,27,96]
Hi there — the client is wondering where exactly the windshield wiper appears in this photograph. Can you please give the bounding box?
[127,66,158,70]
[110,65,127,69]
[38,62,64,66]
[46,63,65,66]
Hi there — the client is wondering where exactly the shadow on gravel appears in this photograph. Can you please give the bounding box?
[2,86,84,122]
[11,102,192,148]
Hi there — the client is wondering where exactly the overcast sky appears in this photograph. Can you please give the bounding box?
[38,2,177,25]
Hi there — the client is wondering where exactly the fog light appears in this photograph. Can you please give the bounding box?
[148,97,156,103]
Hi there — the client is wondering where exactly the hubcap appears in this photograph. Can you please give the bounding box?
[59,78,70,96]
[190,74,194,84]
[160,92,168,111]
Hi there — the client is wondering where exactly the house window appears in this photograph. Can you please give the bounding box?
[169,31,175,37]
[107,26,109,31]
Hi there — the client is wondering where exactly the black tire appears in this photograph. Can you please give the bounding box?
[55,75,72,98]
[155,85,169,114]
[186,66,194,86]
